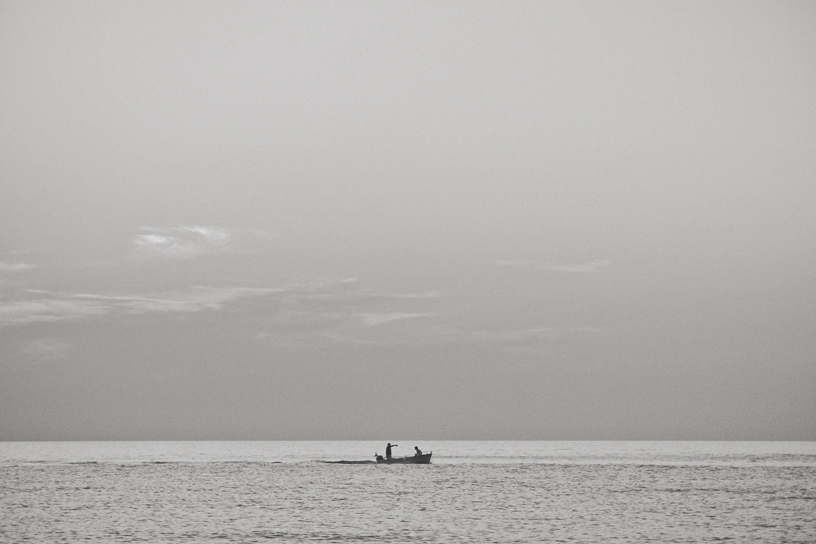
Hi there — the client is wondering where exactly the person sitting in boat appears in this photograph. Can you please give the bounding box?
[414,446,423,456]
[386,443,397,459]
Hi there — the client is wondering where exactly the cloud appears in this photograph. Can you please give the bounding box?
[463,327,613,354]
[491,259,531,267]
[0,270,447,355]
[133,226,231,258]
[539,260,611,273]
[252,285,445,348]
[0,261,35,272]
[0,298,111,325]
[22,338,72,362]
[473,327,611,343]
[73,286,283,315]
[492,259,611,273]
[0,269,443,329]
[357,290,442,300]
[359,313,434,326]
[472,327,565,342]
[0,286,282,326]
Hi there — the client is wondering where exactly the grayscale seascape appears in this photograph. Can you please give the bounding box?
[2,441,815,543]
[2,2,815,543]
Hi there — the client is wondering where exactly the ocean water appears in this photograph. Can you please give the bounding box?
[1,441,814,543]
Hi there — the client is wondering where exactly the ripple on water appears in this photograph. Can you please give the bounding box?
[1,462,815,543]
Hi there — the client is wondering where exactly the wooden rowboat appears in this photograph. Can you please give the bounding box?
[375,452,432,464]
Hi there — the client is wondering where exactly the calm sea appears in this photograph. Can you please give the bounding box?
[1,441,814,543]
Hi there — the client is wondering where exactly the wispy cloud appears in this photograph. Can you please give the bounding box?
[133,226,231,259]
[493,258,611,273]
[357,290,441,300]
[73,286,283,315]
[359,313,435,327]
[463,326,612,355]
[251,285,445,348]
[0,261,35,272]
[491,259,531,267]
[22,337,72,362]
[0,298,111,325]
[0,286,282,326]
[472,326,611,343]
[539,260,611,273]
[0,279,440,329]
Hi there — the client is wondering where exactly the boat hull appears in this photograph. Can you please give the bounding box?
[376,452,432,464]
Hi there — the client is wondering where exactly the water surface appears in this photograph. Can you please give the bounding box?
[2,441,814,543]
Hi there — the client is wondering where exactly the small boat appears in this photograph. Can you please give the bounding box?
[375,452,432,464]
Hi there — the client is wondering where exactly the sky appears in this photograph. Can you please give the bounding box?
[1,1,814,441]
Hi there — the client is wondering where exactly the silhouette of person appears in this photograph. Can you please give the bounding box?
[414,446,423,456]
[386,443,397,459]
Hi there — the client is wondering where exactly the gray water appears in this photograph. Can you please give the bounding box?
[2,441,815,543]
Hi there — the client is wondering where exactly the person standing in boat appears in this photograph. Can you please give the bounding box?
[386,443,397,459]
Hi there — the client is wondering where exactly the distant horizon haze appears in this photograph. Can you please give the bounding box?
[1,1,814,441]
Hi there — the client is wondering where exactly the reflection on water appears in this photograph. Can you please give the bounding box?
[2,440,815,465]
[1,442,815,543]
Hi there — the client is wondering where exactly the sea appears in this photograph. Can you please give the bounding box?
[1,441,814,543]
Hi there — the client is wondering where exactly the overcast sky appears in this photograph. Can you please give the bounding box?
[1,1,814,441]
